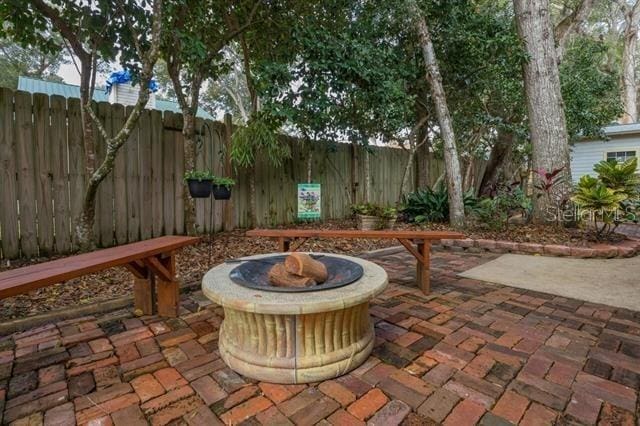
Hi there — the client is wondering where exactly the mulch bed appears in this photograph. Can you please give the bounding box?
[0,219,632,321]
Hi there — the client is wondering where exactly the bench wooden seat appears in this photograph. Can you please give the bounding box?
[0,236,200,317]
[245,229,464,293]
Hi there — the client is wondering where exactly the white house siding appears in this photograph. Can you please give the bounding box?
[570,135,640,182]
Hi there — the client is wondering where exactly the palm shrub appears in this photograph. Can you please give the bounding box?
[571,175,627,238]
[593,157,640,199]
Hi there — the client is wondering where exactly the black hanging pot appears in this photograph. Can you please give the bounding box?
[212,185,232,200]
[187,179,212,198]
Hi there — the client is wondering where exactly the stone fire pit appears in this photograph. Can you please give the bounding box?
[202,253,388,384]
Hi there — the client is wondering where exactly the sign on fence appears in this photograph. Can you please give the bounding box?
[297,183,321,220]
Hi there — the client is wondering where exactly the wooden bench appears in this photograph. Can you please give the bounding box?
[245,229,464,293]
[0,236,200,317]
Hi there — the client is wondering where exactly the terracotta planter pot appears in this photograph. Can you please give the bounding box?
[187,179,212,198]
[356,214,380,230]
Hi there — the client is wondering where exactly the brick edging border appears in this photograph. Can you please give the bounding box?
[436,237,640,259]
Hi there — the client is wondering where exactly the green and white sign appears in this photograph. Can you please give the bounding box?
[298,183,321,219]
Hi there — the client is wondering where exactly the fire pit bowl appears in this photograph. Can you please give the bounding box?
[202,252,388,384]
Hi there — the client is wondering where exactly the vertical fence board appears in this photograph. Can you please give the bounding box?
[112,104,128,245]
[95,102,114,246]
[0,88,19,258]
[33,93,54,255]
[50,95,71,253]
[162,112,176,234]
[138,110,152,240]
[15,91,38,257]
[151,110,163,237]
[173,117,184,235]
[67,98,85,250]
[125,106,141,242]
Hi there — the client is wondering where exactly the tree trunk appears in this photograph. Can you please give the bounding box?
[479,130,514,195]
[514,0,571,223]
[76,0,163,248]
[620,1,640,124]
[399,147,416,203]
[182,112,198,235]
[415,107,430,188]
[554,0,595,61]
[74,60,98,249]
[409,0,465,227]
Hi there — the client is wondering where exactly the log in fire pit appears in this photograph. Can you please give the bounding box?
[202,253,388,383]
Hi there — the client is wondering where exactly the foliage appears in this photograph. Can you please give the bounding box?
[0,38,67,89]
[184,170,214,181]
[571,158,639,238]
[230,111,290,168]
[400,183,476,224]
[469,184,532,230]
[560,38,623,140]
[380,207,398,220]
[212,176,236,188]
[350,203,396,219]
[351,203,384,217]
[533,167,566,198]
[593,158,640,198]
[571,176,627,237]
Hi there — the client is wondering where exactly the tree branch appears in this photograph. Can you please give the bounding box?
[555,0,595,60]
[29,0,90,62]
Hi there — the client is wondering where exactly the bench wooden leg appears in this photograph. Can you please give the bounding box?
[134,277,155,315]
[416,241,431,293]
[156,254,179,317]
[278,237,291,252]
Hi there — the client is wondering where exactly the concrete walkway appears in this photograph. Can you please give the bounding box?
[0,249,639,425]
[459,254,640,311]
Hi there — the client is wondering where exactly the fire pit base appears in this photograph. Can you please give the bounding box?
[202,253,388,384]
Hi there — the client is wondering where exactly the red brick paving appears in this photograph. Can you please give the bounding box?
[1,247,640,424]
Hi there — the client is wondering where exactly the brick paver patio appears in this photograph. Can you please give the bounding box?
[1,247,639,425]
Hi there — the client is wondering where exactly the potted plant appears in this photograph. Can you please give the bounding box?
[184,170,213,198]
[351,203,382,230]
[212,176,236,200]
[380,207,398,229]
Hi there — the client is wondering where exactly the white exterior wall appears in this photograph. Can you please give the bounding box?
[570,135,640,182]
[108,82,156,109]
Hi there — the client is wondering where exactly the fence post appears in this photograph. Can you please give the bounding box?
[223,113,235,231]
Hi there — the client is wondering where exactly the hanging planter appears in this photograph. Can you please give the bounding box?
[212,177,235,200]
[213,185,232,200]
[184,170,214,198]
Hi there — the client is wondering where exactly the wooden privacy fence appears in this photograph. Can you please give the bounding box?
[0,88,433,260]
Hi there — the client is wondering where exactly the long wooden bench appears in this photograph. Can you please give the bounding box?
[245,229,464,293]
[0,236,200,317]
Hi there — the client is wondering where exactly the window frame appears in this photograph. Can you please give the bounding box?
[604,150,637,163]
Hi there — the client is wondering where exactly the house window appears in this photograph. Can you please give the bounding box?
[606,151,636,163]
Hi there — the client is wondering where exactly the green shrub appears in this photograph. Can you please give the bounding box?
[212,176,236,188]
[469,185,531,230]
[593,157,640,199]
[350,203,396,218]
[184,170,214,181]
[400,183,476,224]
[571,175,629,238]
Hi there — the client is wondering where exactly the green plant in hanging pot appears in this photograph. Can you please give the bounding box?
[212,176,236,200]
[184,170,214,198]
